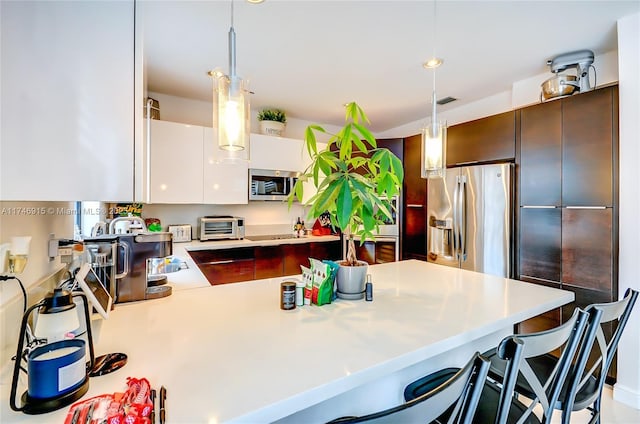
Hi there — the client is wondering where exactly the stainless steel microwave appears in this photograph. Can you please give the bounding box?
[249,169,300,201]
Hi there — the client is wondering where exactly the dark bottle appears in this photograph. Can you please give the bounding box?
[365,274,373,301]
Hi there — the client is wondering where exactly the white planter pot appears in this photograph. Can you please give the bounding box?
[259,120,285,136]
[336,260,368,300]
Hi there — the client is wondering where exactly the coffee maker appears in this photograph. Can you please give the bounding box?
[115,232,173,303]
[83,235,124,302]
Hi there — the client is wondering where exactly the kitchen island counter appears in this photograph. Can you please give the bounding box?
[1,260,573,423]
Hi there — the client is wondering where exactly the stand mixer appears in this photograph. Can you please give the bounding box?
[541,49,595,100]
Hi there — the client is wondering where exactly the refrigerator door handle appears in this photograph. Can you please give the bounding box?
[452,176,459,259]
[459,176,467,261]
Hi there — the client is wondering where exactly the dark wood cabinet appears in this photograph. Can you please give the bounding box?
[310,240,342,262]
[561,208,613,292]
[519,208,562,283]
[254,245,284,279]
[283,243,311,275]
[402,134,427,260]
[188,248,255,285]
[520,100,562,206]
[562,87,615,207]
[189,241,342,284]
[515,86,618,379]
[355,240,397,265]
[447,111,516,166]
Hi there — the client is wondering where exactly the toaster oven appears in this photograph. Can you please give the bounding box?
[198,216,245,241]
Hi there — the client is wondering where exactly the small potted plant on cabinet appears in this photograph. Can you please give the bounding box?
[288,102,403,299]
[258,108,287,137]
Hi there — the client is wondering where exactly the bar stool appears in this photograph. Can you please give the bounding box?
[404,308,590,424]
[326,352,490,424]
[486,288,638,424]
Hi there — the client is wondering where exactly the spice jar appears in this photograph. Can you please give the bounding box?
[280,281,296,310]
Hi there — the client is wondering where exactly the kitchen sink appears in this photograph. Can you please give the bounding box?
[246,234,305,241]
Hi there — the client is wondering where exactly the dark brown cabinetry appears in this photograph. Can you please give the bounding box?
[402,134,428,260]
[283,243,311,275]
[519,208,561,283]
[255,245,284,279]
[189,240,343,285]
[355,240,397,265]
[516,86,618,383]
[447,111,516,166]
[188,248,255,285]
[561,208,613,292]
[520,100,562,206]
[562,88,615,207]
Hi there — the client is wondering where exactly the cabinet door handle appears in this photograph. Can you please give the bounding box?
[565,206,607,209]
[406,204,424,208]
[519,275,561,285]
[203,260,234,265]
[521,205,557,209]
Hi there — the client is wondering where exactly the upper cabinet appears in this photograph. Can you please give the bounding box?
[148,120,204,204]
[520,100,563,206]
[249,134,308,171]
[146,120,248,204]
[446,111,516,167]
[203,127,249,204]
[562,87,615,207]
[0,1,136,201]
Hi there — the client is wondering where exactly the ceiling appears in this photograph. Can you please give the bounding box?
[142,0,639,132]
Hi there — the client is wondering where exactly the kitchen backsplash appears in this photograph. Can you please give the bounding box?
[0,201,74,372]
[141,202,310,237]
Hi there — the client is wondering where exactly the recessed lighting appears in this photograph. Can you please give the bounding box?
[423,58,443,69]
[247,0,265,3]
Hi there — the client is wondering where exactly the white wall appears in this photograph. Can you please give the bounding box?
[376,50,619,139]
[0,201,75,367]
[614,12,640,410]
[147,91,343,141]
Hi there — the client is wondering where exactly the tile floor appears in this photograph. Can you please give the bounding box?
[547,386,640,423]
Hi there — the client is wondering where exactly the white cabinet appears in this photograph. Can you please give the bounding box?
[146,121,248,204]
[148,121,203,204]
[0,1,135,201]
[203,128,248,204]
[250,134,308,172]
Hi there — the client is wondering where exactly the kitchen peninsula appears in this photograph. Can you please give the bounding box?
[1,260,573,423]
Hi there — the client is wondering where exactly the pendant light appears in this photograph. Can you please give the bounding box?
[209,0,251,163]
[421,0,446,179]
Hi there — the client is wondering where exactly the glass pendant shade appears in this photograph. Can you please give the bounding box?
[421,119,447,179]
[214,73,250,157]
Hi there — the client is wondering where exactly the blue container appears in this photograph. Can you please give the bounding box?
[27,339,86,399]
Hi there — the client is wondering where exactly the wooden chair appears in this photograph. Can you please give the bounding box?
[327,352,490,424]
[405,308,590,424]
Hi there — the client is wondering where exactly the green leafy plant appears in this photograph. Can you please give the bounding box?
[288,102,404,266]
[257,108,287,123]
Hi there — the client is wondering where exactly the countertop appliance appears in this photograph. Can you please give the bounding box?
[249,168,299,201]
[168,224,192,242]
[541,49,594,100]
[427,163,512,278]
[198,216,245,241]
[115,232,173,303]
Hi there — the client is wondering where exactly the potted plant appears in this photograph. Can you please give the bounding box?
[258,108,287,136]
[288,102,404,299]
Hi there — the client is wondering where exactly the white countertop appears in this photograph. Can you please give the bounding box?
[1,260,573,423]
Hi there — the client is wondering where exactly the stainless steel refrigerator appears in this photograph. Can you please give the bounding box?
[427,163,512,278]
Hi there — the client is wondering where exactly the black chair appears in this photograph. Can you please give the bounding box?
[405,308,590,424]
[486,288,638,424]
[327,352,490,424]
